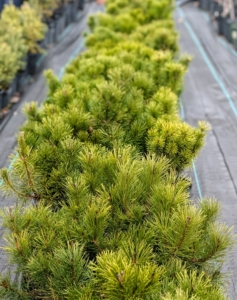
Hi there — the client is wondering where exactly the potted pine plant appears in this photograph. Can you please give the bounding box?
[27,0,58,45]
[19,3,47,75]
[0,23,27,109]
[0,4,47,76]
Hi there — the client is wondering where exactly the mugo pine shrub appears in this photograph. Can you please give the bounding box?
[0,0,233,299]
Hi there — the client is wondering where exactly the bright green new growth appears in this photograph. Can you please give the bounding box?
[0,44,205,204]
[0,0,233,299]
[0,148,233,299]
[0,3,47,90]
[0,22,27,90]
[0,3,47,54]
[27,0,59,20]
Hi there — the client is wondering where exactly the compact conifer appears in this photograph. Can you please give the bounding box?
[0,146,233,299]
[0,0,233,299]
[0,3,47,54]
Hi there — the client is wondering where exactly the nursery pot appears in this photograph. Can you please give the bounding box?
[10,76,17,98]
[65,3,72,26]
[51,15,60,44]
[200,0,210,10]
[54,4,64,17]
[54,8,67,42]
[0,94,2,111]
[231,22,237,49]
[50,19,57,45]
[54,16,62,43]
[13,0,23,7]
[223,18,233,42]
[16,69,26,93]
[213,2,223,19]
[208,0,216,14]
[27,53,39,76]
[40,39,46,50]
[78,0,84,10]
[44,19,56,46]
[217,15,227,35]
[69,0,77,22]
[0,88,11,110]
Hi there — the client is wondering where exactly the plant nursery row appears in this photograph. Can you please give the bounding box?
[0,0,233,299]
[199,0,237,48]
[0,0,84,113]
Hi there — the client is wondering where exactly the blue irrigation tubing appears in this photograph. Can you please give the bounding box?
[179,99,203,200]
[177,7,237,118]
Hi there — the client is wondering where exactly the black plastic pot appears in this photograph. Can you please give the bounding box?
[78,0,84,10]
[65,3,71,26]
[44,19,56,46]
[0,92,3,111]
[10,76,17,98]
[217,15,226,35]
[27,53,40,76]
[49,15,59,44]
[200,0,210,10]
[54,11,67,42]
[209,0,215,14]
[54,4,64,17]
[16,70,26,93]
[54,17,61,43]
[69,0,77,22]
[65,1,77,25]
[0,88,11,110]
[13,0,23,7]
[44,29,51,47]
[37,36,47,50]
[223,18,233,42]
[213,3,223,19]
[230,21,237,49]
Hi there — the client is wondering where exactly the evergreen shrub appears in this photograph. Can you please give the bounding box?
[27,0,60,21]
[0,26,27,91]
[0,3,47,54]
[0,0,233,298]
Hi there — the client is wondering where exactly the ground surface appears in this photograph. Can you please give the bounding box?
[0,0,101,277]
[175,3,237,299]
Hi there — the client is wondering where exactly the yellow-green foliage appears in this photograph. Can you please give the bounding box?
[147,120,210,171]
[0,25,27,90]
[28,0,59,20]
[0,3,47,54]
[0,0,232,299]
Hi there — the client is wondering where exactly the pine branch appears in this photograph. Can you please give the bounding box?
[171,216,191,257]
[192,239,221,263]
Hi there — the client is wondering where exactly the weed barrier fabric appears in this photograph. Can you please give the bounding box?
[0,0,102,276]
[175,3,237,299]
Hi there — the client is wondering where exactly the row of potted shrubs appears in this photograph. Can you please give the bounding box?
[0,0,233,299]
[0,0,84,112]
[199,0,237,47]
